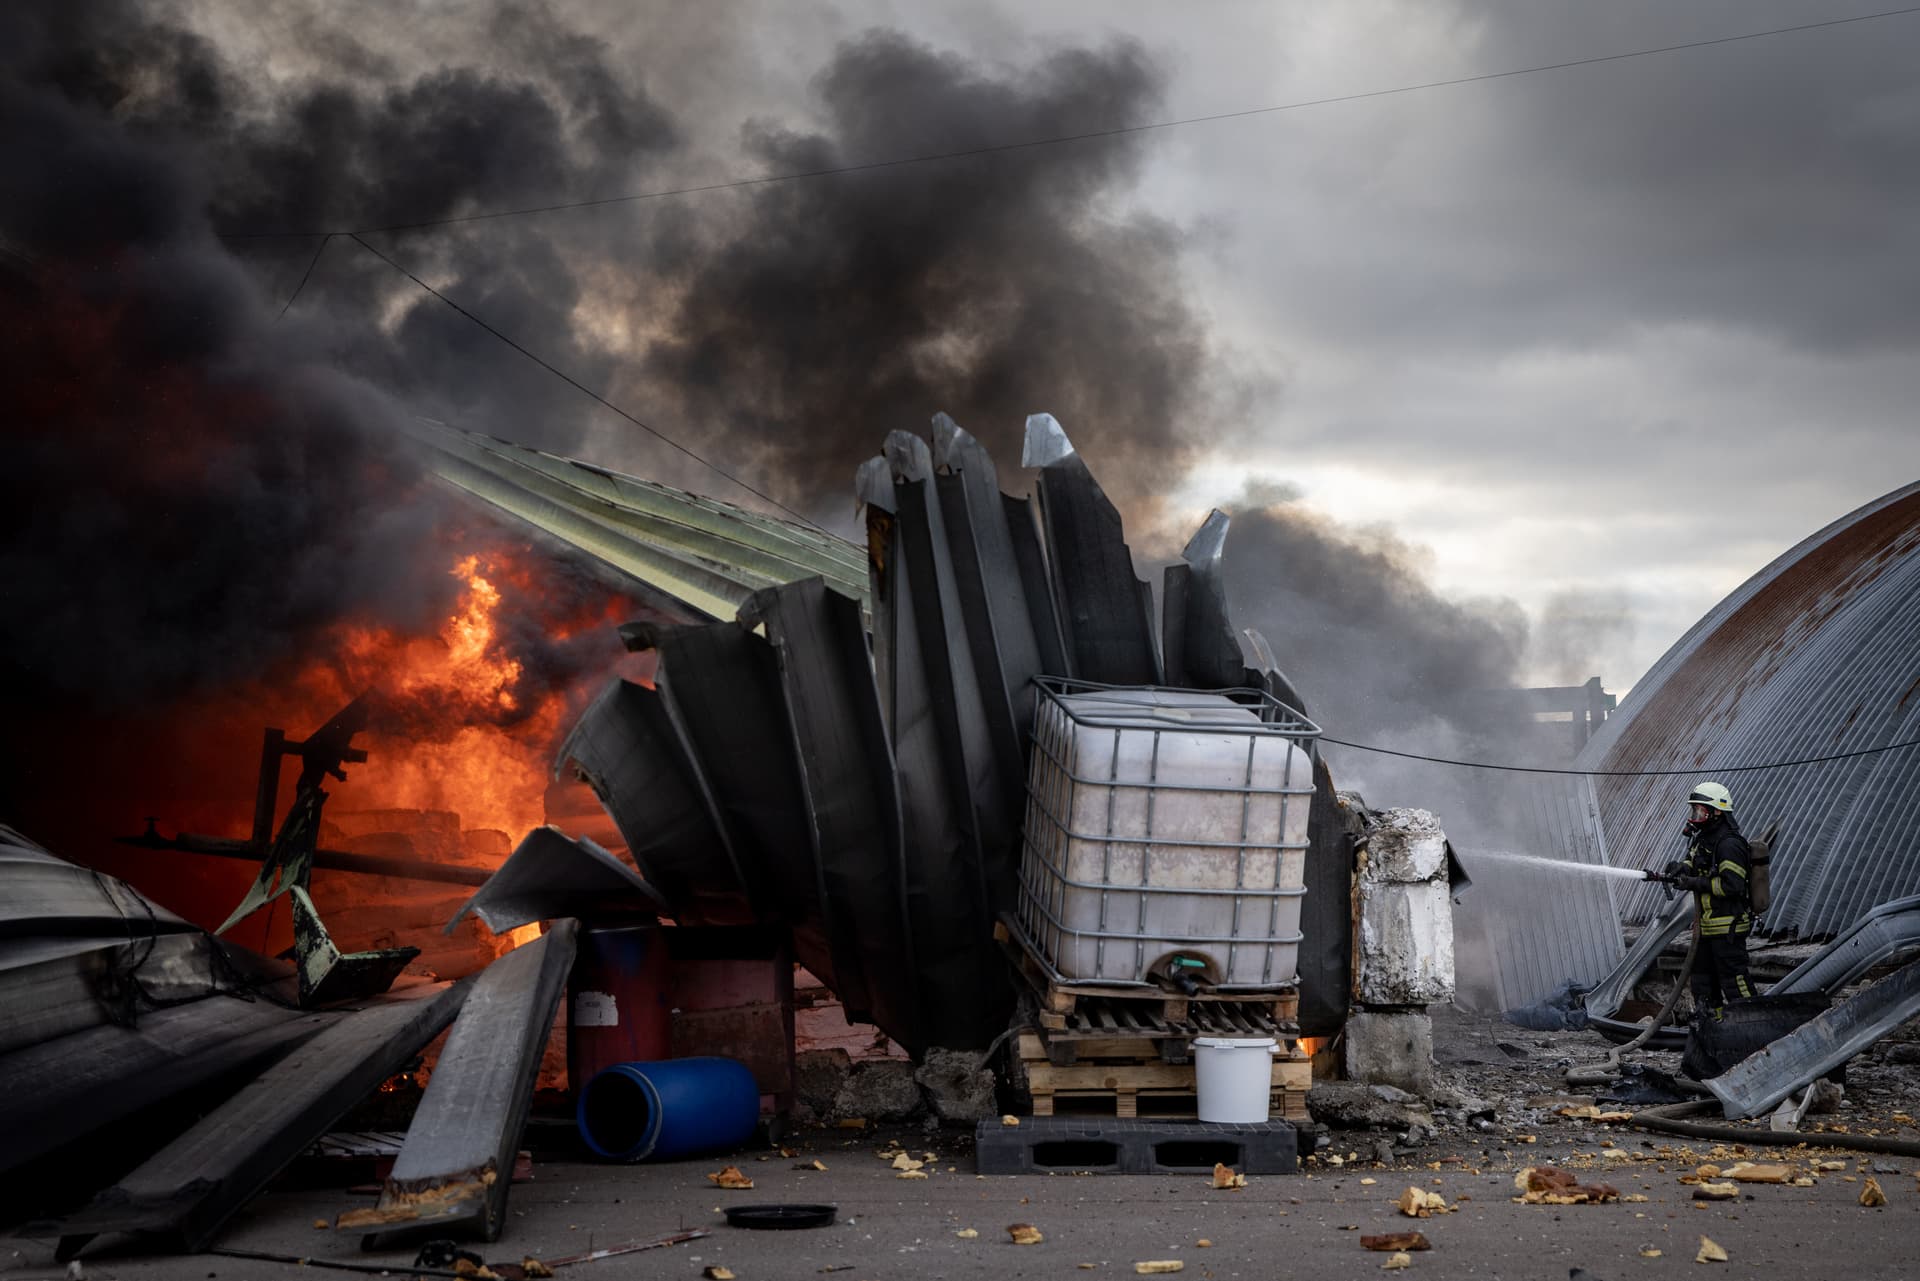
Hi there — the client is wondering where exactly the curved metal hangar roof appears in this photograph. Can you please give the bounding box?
[1583,479,1920,940]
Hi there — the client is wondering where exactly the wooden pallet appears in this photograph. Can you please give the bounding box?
[1020,1034,1311,1120]
[996,919,1300,1032]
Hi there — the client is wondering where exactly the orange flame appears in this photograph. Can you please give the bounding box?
[288,548,621,843]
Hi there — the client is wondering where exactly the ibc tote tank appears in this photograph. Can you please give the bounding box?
[1016,680,1321,990]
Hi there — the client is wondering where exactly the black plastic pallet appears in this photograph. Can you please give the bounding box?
[974,1116,1297,1176]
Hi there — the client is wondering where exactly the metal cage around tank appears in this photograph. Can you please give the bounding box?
[1015,678,1322,991]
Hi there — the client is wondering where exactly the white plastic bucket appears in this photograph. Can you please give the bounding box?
[1192,1036,1276,1123]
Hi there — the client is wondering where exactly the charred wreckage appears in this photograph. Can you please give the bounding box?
[6,417,1920,1269]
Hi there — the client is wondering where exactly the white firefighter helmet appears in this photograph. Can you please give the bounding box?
[1687,780,1734,813]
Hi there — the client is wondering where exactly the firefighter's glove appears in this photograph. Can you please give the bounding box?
[1662,861,1689,881]
[1674,874,1711,893]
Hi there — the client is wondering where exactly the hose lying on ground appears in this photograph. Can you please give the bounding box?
[1628,1099,1920,1159]
[1565,920,1701,1087]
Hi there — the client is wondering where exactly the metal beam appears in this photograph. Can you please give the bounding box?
[340,921,579,1245]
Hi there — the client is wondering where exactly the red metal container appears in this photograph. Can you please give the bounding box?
[568,923,673,1091]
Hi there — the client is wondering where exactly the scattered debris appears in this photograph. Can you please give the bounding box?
[1860,1176,1887,1207]
[795,1160,828,1172]
[914,1047,999,1122]
[1691,1183,1739,1201]
[1196,1238,1212,1247]
[1641,1248,1663,1258]
[891,1153,925,1172]
[1001,1115,1021,1127]
[703,1269,736,1280]
[956,1229,978,1239]
[1381,1253,1412,1270]
[1558,1105,1634,1122]
[1722,1162,1791,1184]
[1512,1167,1620,1205]
[1362,1233,1431,1252]
[1395,1187,1449,1217]
[1134,1263,1184,1274]
[1212,1162,1247,1190]
[707,1167,755,1190]
[520,1260,553,1278]
[1696,1236,1729,1264]
[1008,1223,1044,1245]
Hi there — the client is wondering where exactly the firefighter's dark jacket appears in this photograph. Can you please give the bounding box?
[1682,814,1752,937]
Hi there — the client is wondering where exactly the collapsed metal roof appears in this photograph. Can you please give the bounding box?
[1587,478,1920,939]
[405,417,869,621]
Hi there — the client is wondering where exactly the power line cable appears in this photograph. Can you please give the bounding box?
[1317,733,1920,778]
[225,6,1920,239]
[275,233,332,320]
[345,233,826,531]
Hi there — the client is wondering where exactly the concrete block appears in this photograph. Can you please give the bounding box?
[1342,1010,1434,1097]
[1363,808,1447,883]
[915,1048,998,1123]
[1357,880,1455,1005]
[831,1059,922,1122]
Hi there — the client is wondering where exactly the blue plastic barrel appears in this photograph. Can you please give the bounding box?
[577,1057,761,1162]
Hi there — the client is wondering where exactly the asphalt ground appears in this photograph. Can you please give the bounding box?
[6,1117,1916,1281]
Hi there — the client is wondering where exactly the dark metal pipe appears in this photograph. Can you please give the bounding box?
[118,830,492,887]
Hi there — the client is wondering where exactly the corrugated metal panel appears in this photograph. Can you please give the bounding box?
[404,418,869,620]
[1444,771,1624,1011]
[1581,480,1920,939]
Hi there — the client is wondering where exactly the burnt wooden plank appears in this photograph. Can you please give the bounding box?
[341,922,578,1246]
[42,981,470,1251]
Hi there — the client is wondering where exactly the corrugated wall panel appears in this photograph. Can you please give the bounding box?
[1580,481,1920,941]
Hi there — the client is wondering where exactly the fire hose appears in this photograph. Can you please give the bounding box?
[1565,871,1700,1088]
[1564,872,1920,1158]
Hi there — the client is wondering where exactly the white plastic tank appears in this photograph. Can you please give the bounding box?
[1016,681,1319,989]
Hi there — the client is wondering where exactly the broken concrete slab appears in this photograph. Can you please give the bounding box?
[794,1049,853,1124]
[41,980,470,1254]
[340,921,579,1245]
[443,826,665,938]
[1305,1082,1435,1131]
[832,1060,922,1124]
[1357,881,1455,1007]
[1364,810,1450,883]
[915,1048,998,1124]
[1343,1010,1436,1097]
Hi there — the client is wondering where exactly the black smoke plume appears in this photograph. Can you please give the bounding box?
[637,29,1219,507]
[1,4,1225,851]
[1218,485,1530,780]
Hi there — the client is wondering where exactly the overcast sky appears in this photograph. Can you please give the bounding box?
[189,0,1920,694]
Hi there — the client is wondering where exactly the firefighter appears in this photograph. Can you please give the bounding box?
[1663,781,1755,1020]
